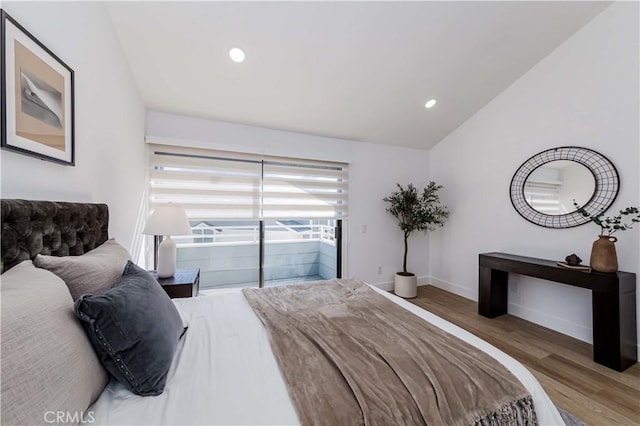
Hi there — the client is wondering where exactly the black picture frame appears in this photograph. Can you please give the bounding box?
[1,9,75,166]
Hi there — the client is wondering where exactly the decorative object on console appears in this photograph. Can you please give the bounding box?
[573,203,640,273]
[557,262,590,271]
[565,253,582,266]
[143,204,191,278]
[557,253,589,270]
[590,236,618,273]
[383,182,449,298]
[510,147,618,229]
[1,10,75,165]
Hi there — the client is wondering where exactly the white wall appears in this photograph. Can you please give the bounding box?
[429,2,639,345]
[0,2,146,254]
[146,111,432,287]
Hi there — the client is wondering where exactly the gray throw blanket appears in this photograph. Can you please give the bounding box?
[243,279,537,426]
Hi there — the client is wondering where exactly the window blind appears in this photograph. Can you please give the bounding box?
[148,145,263,220]
[148,144,349,220]
[524,182,561,215]
[262,158,348,219]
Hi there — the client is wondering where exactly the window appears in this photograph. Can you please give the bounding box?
[262,158,348,219]
[147,144,348,289]
[524,182,562,215]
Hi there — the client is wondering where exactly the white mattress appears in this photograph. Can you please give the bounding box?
[89,286,564,425]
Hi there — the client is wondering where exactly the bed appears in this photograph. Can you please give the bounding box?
[0,199,564,425]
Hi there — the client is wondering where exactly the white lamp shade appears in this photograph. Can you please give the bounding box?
[143,205,192,236]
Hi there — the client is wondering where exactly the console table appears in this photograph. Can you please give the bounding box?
[479,252,637,372]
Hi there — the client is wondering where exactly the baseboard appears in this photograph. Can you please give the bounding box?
[417,275,430,286]
[507,301,593,344]
[427,276,476,301]
[370,275,429,292]
[371,281,394,291]
[427,276,595,345]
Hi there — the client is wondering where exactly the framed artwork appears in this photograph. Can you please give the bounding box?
[1,10,74,165]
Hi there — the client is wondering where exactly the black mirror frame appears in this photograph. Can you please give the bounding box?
[510,146,619,229]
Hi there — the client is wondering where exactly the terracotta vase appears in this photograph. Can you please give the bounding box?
[590,235,618,273]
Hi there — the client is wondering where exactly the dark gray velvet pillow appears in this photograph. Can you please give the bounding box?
[74,261,186,396]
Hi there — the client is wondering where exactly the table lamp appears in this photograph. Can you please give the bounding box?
[143,205,192,278]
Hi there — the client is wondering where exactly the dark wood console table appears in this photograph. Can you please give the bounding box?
[479,252,637,372]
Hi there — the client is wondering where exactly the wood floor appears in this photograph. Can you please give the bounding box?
[407,285,640,426]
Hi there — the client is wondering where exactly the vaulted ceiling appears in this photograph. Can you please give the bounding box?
[107,1,610,150]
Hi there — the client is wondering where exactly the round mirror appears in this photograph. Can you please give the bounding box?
[510,147,619,229]
[523,160,595,216]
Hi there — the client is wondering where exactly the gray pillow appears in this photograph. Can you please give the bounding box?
[1,261,108,425]
[74,261,186,396]
[34,239,131,300]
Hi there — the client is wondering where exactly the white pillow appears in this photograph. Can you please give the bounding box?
[1,260,108,425]
[34,239,131,300]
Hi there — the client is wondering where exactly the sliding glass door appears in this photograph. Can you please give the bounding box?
[263,219,340,287]
[174,221,260,289]
[173,219,341,289]
[148,144,347,290]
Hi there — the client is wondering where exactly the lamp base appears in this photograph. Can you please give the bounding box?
[157,236,177,278]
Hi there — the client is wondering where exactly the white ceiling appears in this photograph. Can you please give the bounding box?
[106,1,609,150]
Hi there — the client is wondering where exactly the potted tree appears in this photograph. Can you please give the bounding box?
[383,182,449,298]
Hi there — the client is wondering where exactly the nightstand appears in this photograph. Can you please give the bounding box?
[150,268,200,299]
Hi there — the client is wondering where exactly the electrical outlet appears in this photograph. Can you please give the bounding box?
[511,282,518,293]
[361,224,367,234]
[377,266,382,274]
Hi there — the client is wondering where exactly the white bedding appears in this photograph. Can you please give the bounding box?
[89,285,564,425]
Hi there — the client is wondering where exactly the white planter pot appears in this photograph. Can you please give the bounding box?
[394,273,417,298]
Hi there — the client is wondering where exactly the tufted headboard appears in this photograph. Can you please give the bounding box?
[1,200,109,273]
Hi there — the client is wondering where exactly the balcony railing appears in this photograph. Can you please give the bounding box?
[173,222,337,289]
[174,222,336,247]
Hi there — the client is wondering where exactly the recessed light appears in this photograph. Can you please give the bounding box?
[229,47,245,63]
[425,99,437,109]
